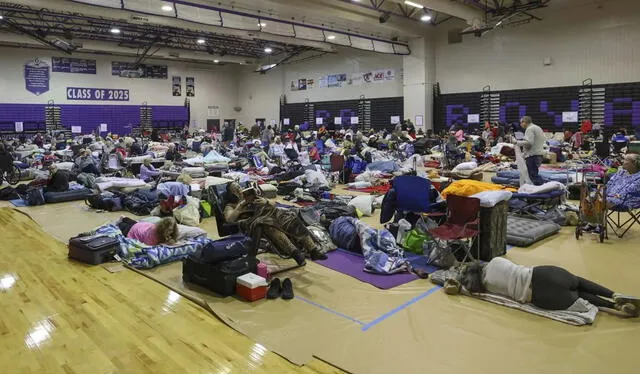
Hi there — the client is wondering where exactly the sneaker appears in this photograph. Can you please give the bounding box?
[266,278,281,299]
[444,279,461,295]
[281,278,294,300]
[292,250,307,266]
[617,302,639,317]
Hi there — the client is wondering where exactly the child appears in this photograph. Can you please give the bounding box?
[117,217,179,245]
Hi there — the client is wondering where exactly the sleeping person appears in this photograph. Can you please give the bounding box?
[117,216,179,245]
[452,257,639,317]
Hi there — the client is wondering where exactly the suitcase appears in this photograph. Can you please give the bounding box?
[182,256,258,296]
[68,234,120,264]
[478,201,508,261]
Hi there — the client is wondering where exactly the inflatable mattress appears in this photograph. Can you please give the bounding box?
[493,170,568,186]
[44,188,94,204]
[506,216,561,247]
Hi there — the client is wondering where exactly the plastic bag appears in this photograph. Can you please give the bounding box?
[402,229,430,254]
[515,145,532,186]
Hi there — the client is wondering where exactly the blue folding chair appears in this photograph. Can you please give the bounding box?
[393,175,444,214]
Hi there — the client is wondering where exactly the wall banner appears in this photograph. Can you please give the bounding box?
[186,77,195,97]
[66,87,130,101]
[52,57,97,74]
[25,59,50,96]
[172,76,182,96]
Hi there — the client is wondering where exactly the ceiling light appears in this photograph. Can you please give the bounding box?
[258,22,266,27]
[420,14,432,22]
[214,59,219,63]
[0,15,4,20]
[110,27,121,34]
[404,1,425,8]
[264,47,272,53]
[196,38,206,44]
[161,5,173,12]
[327,35,336,40]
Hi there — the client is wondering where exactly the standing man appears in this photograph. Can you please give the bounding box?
[518,116,545,185]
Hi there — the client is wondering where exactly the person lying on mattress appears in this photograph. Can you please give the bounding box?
[117,216,179,245]
[449,257,639,317]
[223,182,327,266]
[606,153,640,210]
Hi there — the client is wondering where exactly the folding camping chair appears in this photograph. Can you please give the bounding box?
[428,195,481,262]
[380,175,445,225]
[606,193,640,238]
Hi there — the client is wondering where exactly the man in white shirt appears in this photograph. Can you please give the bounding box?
[518,116,545,186]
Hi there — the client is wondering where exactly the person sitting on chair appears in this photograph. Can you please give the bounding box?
[606,153,640,210]
[117,216,179,245]
[75,149,101,176]
[451,257,640,317]
[139,158,161,182]
[223,182,327,265]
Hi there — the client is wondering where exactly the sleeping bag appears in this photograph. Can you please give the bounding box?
[329,216,361,252]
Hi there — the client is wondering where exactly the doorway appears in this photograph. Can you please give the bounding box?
[207,119,220,133]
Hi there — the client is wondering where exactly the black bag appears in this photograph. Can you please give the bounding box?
[123,190,158,216]
[277,182,300,196]
[182,255,258,296]
[86,193,123,212]
[478,201,508,261]
[68,234,120,264]
[0,187,19,201]
[24,188,45,206]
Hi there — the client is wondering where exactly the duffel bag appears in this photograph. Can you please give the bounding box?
[182,255,258,296]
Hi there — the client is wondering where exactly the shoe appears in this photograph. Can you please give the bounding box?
[292,250,307,266]
[266,278,281,299]
[310,250,328,261]
[444,279,461,295]
[281,278,294,300]
[616,302,639,317]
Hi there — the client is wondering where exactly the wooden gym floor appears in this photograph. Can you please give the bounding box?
[1,195,639,373]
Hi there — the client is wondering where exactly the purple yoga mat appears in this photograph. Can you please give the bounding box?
[314,249,419,290]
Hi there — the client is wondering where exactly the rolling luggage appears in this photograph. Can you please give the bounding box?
[68,234,120,264]
[182,255,258,297]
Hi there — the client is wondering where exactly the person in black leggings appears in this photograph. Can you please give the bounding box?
[455,258,640,317]
[531,265,618,310]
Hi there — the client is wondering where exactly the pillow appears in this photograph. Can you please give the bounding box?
[348,195,375,216]
[140,216,207,240]
[452,161,477,172]
[470,190,513,208]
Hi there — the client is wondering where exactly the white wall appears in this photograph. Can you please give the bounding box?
[236,47,404,125]
[435,0,640,93]
[0,47,238,129]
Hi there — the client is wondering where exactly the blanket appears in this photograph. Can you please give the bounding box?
[95,177,148,191]
[94,223,211,269]
[518,181,566,195]
[430,269,598,326]
[441,179,516,199]
[355,220,409,275]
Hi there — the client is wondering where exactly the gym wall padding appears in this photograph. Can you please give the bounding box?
[435,81,640,133]
[0,103,188,135]
[280,96,403,130]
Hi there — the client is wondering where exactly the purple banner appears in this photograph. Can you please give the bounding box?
[66,87,130,101]
[52,57,97,74]
[24,59,50,96]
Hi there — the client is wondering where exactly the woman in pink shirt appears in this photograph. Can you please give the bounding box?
[117,217,179,245]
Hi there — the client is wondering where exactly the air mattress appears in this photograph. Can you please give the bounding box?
[506,216,560,247]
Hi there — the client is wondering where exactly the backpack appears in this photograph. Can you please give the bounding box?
[0,187,19,201]
[24,188,45,206]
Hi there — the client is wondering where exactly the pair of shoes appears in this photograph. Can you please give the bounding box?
[292,250,307,266]
[266,278,294,300]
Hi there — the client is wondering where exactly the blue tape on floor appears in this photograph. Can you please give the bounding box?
[361,285,442,332]
[295,296,366,325]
